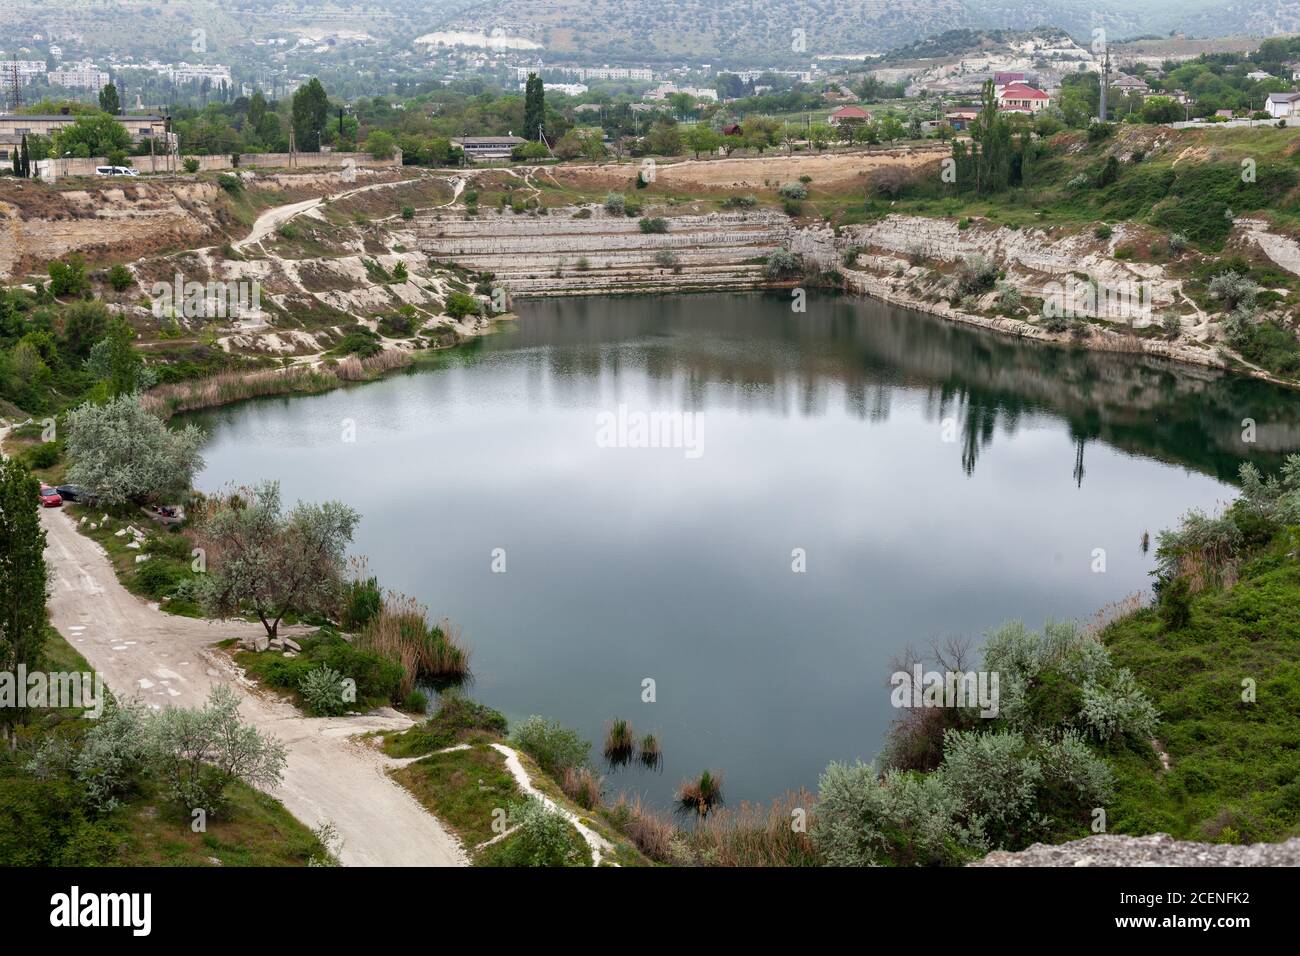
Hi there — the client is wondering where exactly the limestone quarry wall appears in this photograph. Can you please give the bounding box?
[417,206,794,296]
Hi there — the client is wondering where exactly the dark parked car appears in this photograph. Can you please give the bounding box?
[55,484,88,502]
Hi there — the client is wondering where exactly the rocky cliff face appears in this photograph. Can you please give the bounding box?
[417,206,793,296]
[971,833,1300,866]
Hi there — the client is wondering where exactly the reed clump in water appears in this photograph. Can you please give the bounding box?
[677,769,724,817]
[354,592,470,696]
[603,717,636,766]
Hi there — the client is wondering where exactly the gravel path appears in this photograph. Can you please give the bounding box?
[40,504,468,867]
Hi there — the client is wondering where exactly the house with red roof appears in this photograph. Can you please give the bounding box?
[828,105,872,127]
[996,82,1050,113]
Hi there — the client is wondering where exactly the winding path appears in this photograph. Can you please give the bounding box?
[37,503,469,867]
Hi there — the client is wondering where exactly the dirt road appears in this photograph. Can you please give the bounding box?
[39,505,468,867]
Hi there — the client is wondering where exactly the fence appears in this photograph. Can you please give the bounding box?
[33,149,402,182]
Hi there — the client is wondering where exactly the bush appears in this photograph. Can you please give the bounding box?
[954,255,997,297]
[444,291,481,320]
[341,576,382,631]
[1093,224,1112,240]
[815,761,974,866]
[638,217,668,233]
[22,441,60,469]
[150,684,286,815]
[48,257,90,298]
[74,697,150,813]
[300,665,349,716]
[764,248,800,278]
[107,264,133,293]
[493,797,587,867]
[510,715,589,778]
[603,192,626,214]
[216,174,242,194]
[182,157,201,174]
[401,205,415,220]
[134,559,184,599]
[778,181,808,200]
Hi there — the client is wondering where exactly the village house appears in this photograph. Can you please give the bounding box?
[1245,70,1274,82]
[992,72,1025,96]
[1110,74,1150,98]
[1266,92,1300,119]
[996,82,1049,113]
[828,104,872,127]
[944,109,980,131]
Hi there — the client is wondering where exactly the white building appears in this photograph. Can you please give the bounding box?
[1266,92,1300,118]
[48,63,111,91]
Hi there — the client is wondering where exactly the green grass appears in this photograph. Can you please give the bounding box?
[379,691,508,758]
[0,628,329,867]
[390,744,521,850]
[1103,526,1300,843]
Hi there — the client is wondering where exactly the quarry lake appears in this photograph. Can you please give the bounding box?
[190,292,1300,809]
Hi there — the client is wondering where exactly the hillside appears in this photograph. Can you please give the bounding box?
[4,0,1294,66]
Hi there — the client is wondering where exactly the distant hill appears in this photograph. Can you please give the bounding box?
[6,0,1297,68]
[431,0,1297,63]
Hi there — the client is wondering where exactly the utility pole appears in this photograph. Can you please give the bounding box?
[1099,49,1111,123]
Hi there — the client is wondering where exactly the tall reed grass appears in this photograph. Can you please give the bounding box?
[142,350,413,417]
[353,592,470,696]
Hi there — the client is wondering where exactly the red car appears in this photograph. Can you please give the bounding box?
[38,484,63,508]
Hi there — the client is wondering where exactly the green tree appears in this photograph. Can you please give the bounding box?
[98,83,121,115]
[683,124,720,159]
[247,91,268,133]
[64,395,206,505]
[53,114,131,158]
[524,73,545,141]
[194,480,359,640]
[292,78,330,152]
[365,129,395,160]
[0,456,48,730]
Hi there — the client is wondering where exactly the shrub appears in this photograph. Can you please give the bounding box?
[495,797,587,867]
[1208,271,1259,313]
[74,697,150,813]
[340,576,382,631]
[444,291,481,320]
[107,264,133,293]
[510,715,589,778]
[182,157,201,174]
[1093,224,1112,240]
[22,441,60,469]
[638,217,668,233]
[1168,233,1188,254]
[150,684,287,815]
[48,257,90,298]
[603,192,626,214]
[216,173,242,194]
[1161,312,1182,340]
[300,665,350,716]
[815,761,974,866]
[954,255,997,297]
[401,205,415,220]
[778,181,807,200]
[764,248,800,278]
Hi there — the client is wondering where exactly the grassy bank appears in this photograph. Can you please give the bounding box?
[1103,526,1300,843]
[0,628,332,867]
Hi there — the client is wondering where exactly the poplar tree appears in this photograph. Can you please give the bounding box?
[0,457,48,730]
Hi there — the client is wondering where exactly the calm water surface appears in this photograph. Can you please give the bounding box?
[190,293,1300,808]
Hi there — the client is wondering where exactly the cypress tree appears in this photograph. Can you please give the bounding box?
[524,74,545,141]
[0,457,49,731]
[20,134,30,178]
